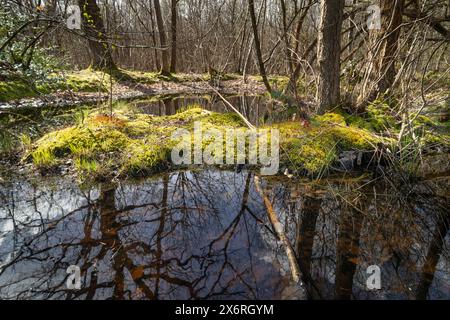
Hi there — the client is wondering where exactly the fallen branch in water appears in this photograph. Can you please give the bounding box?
[206,83,256,131]
[253,175,301,283]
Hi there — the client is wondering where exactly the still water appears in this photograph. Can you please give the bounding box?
[0,170,448,300]
[131,94,288,125]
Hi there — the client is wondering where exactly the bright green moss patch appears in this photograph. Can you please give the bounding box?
[63,70,111,92]
[27,104,427,180]
[27,105,246,179]
[343,100,398,132]
[284,135,337,173]
[274,117,386,174]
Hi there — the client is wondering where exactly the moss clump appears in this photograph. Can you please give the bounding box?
[314,113,347,126]
[284,135,337,173]
[28,105,245,179]
[124,135,171,174]
[343,100,398,133]
[28,103,399,179]
[275,116,385,174]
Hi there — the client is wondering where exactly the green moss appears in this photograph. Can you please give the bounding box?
[124,136,170,174]
[28,106,244,179]
[274,114,387,175]
[343,101,398,132]
[284,135,337,173]
[74,157,99,174]
[420,130,450,148]
[64,70,110,92]
[26,105,411,180]
[314,113,347,126]
[32,148,57,168]
[0,80,37,101]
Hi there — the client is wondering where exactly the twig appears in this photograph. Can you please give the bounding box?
[207,83,256,131]
[253,175,301,283]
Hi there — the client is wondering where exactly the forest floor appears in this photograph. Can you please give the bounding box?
[0,69,275,108]
[1,69,449,183]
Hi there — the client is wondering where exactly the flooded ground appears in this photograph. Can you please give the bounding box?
[131,94,288,125]
[0,170,448,300]
[0,94,285,153]
[1,93,449,300]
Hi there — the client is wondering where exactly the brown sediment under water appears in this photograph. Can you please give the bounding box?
[0,169,448,300]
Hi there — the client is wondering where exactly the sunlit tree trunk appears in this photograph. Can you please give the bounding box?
[357,0,405,107]
[316,0,345,114]
[248,0,272,93]
[153,0,170,75]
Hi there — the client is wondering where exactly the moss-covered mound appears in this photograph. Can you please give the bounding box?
[276,113,389,173]
[26,103,404,180]
[28,106,243,178]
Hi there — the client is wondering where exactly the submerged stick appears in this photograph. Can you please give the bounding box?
[207,83,256,131]
[253,175,301,283]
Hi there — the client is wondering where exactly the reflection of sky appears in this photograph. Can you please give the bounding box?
[0,170,294,300]
[0,171,449,300]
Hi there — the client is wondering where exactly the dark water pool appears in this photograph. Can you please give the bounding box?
[0,170,448,300]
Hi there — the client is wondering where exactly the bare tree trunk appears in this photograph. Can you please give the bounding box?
[357,0,405,107]
[316,0,345,114]
[170,0,178,73]
[153,0,170,75]
[78,0,116,70]
[248,0,272,94]
[149,3,161,71]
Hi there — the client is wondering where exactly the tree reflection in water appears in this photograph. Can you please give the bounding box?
[0,170,448,300]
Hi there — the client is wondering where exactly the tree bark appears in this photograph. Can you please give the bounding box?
[316,0,345,114]
[248,0,272,94]
[170,0,178,73]
[357,0,405,107]
[153,0,170,75]
[78,0,116,70]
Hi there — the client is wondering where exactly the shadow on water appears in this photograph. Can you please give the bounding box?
[0,170,449,300]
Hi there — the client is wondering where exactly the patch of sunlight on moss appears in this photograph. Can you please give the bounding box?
[285,135,337,174]
[74,157,98,174]
[274,114,387,174]
[64,70,111,92]
[124,137,170,174]
[314,113,346,125]
[32,148,57,168]
[331,125,380,150]
[343,101,398,132]
[421,131,450,148]
[31,124,131,161]
[28,103,403,179]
